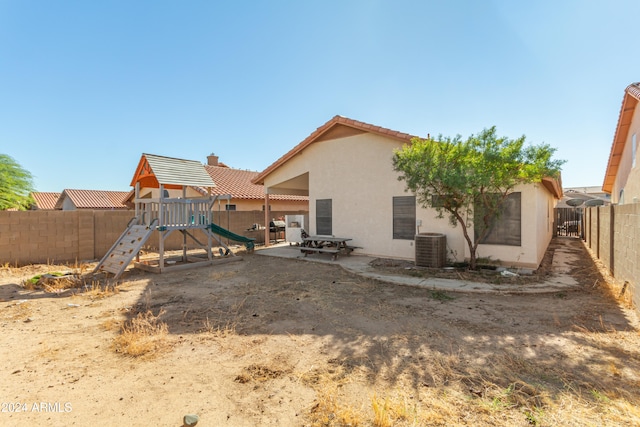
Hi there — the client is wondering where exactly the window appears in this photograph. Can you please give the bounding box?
[262,204,271,211]
[393,196,416,240]
[316,199,332,235]
[225,204,236,211]
[475,192,521,246]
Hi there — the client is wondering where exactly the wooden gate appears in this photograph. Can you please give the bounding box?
[554,207,583,238]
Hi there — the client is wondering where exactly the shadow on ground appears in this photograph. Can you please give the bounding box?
[119,237,639,411]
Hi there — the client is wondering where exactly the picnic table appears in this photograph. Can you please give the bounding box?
[299,236,356,260]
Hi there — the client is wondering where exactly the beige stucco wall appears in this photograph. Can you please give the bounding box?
[473,183,556,268]
[263,132,557,268]
[306,134,459,261]
[612,109,640,204]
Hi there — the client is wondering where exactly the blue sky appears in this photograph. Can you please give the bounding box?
[1,0,639,192]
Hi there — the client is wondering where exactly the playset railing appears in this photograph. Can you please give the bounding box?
[135,198,213,230]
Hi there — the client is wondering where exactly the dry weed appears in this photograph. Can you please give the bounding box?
[0,261,17,277]
[234,364,289,384]
[416,387,461,425]
[112,309,169,357]
[22,272,83,292]
[200,315,236,338]
[296,340,635,427]
[308,388,363,427]
[198,297,246,339]
[82,280,119,299]
[300,359,366,426]
[100,317,123,331]
[371,393,418,427]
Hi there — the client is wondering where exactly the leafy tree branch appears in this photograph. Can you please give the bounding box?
[393,127,564,270]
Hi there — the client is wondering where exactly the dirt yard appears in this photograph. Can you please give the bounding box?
[1,239,639,426]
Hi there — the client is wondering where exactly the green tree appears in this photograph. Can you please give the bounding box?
[392,127,565,270]
[0,154,35,210]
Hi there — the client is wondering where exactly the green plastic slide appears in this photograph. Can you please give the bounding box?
[209,223,255,251]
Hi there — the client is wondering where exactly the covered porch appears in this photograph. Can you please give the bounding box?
[260,172,309,246]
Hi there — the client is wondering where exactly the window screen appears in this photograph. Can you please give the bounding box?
[393,196,416,240]
[475,192,521,246]
[316,199,332,235]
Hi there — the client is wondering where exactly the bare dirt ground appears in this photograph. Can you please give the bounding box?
[1,238,639,426]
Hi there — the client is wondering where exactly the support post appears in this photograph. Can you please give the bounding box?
[207,188,213,261]
[159,184,165,269]
[135,182,141,262]
[135,182,140,223]
[596,206,600,259]
[610,204,615,275]
[264,193,270,247]
[182,186,187,262]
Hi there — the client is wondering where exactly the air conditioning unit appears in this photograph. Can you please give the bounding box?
[415,233,446,268]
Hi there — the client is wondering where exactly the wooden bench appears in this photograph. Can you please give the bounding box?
[300,247,339,253]
[299,236,356,260]
[300,247,340,255]
[300,246,356,260]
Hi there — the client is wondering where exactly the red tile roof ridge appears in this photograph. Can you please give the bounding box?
[30,192,61,210]
[603,82,640,192]
[203,165,307,201]
[253,115,418,185]
[58,189,131,209]
[626,82,640,101]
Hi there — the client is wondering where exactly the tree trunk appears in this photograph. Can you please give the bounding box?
[454,211,478,270]
[468,246,477,270]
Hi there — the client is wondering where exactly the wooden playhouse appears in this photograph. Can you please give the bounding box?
[93,153,255,280]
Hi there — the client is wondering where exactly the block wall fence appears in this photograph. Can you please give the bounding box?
[583,203,640,311]
[0,210,306,266]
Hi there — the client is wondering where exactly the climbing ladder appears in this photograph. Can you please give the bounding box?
[93,218,157,280]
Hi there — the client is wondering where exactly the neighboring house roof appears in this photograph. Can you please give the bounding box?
[30,192,61,210]
[253,115,417,185]
[565,186,610,196]
[558,188,610,208]
[131,153,216,189]
[603,82,640,193]
[55,189,130,210]
[203,165,307,201]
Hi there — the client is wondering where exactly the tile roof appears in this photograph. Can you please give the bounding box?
[131,153,216,188]
[253,115,417,185]
[56,189,131,209]
[251,115,563,199]
[203,165,308,201]
[603,82,640,193]
[30,192,61,210]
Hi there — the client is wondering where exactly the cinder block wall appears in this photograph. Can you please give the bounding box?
[584,204,640,312]
[599,207,612,268]
[613,204,640,310]
[93,210,136,258]
[0,210,307,266]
